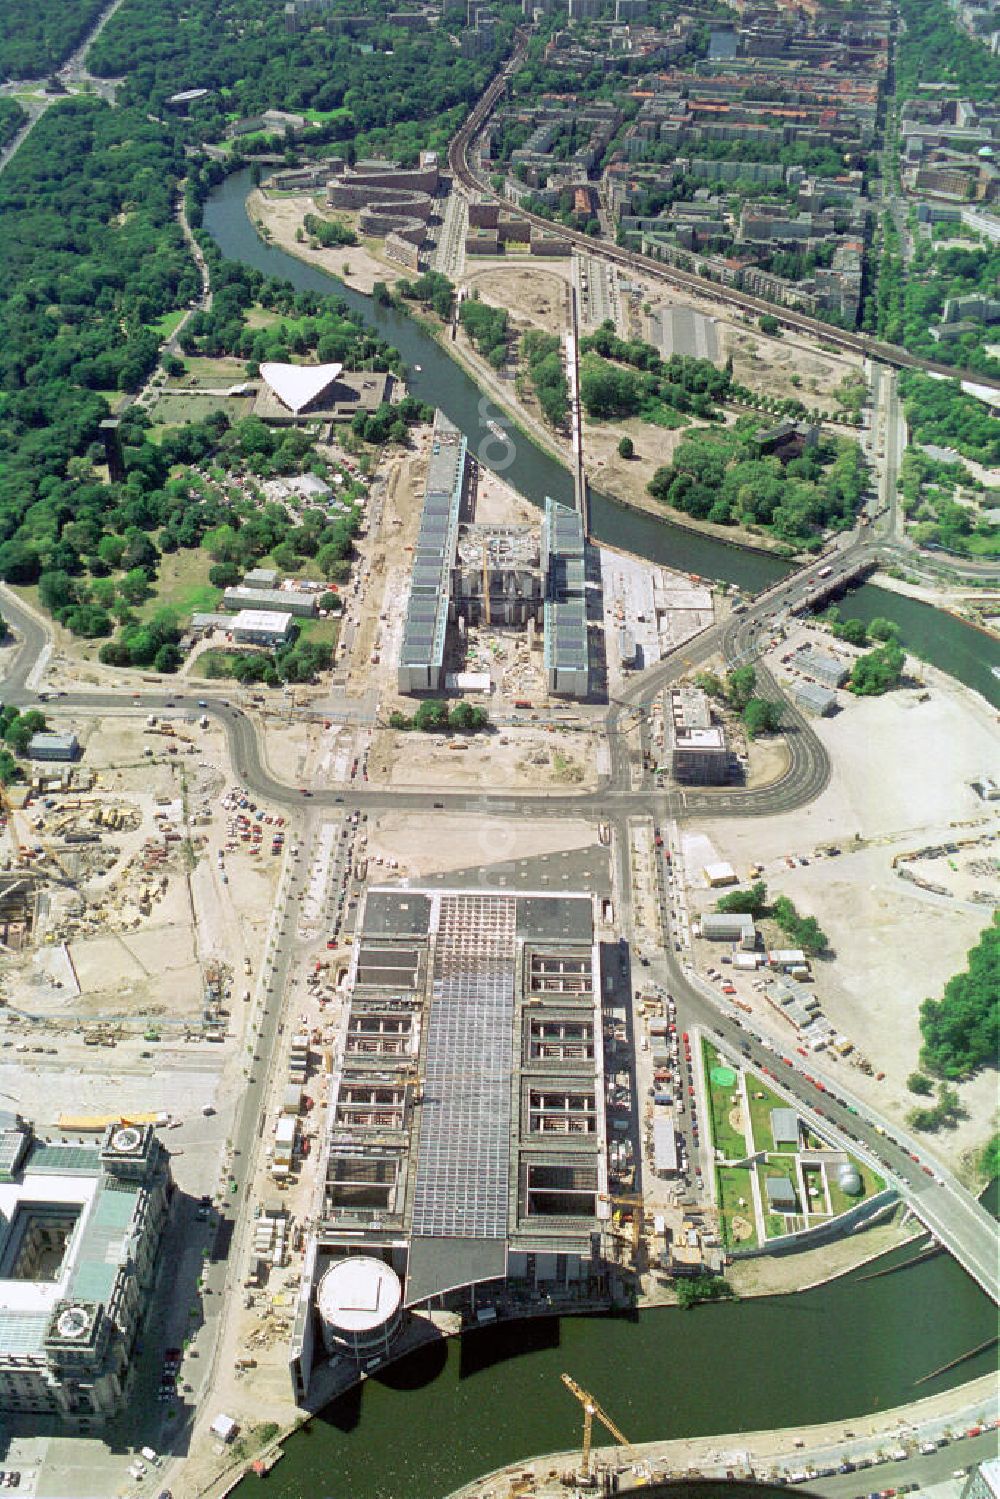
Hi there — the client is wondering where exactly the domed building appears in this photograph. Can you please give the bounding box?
[837,1164,863,1197]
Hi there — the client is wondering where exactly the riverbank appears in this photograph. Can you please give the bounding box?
[246,184,806,562]
[246,186,409,295]
[444,1373,1000,1499]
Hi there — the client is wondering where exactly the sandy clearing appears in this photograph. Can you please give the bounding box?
[367,812,600,880]
[249,188,408,294]
[368,726,599,791]
[465,265,570,334]
[692,651,1000,1168]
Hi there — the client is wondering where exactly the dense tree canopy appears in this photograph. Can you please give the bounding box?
[0,0,105,79]
[649,422,867,547]
[88,0,515,163]
[919,914,999,1079]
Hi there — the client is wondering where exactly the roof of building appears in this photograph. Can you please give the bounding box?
[28,733,78,755]
[231,609,294,634]
[653,1115,678,1172]
[259,361,344,414]
[701,911,755,934]
[793,680,838,713]
[770,1107,800,1145]
[765,1175,797,1209]
[318,1257,402,1333]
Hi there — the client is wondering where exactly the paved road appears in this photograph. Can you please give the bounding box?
[0,521,996,1308]
[808,1431,1000,1499]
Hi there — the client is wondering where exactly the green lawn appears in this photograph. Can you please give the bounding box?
[296,615,340,648]
[177,356,252,385]
[149,392,249,429]
[148,308,187,341]
[143,549,220,623]
[745,1076,793,1154]
[826,1158,886,1216]
[702,1041,749,1160]
[715,1166,758,1250]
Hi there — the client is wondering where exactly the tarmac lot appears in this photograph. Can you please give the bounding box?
[691,650,1000,1170]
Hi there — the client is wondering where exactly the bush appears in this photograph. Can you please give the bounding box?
[772,894,829,954]
[919,913,999,1079]
[907,1072,933,1096]
[618,435,634,460]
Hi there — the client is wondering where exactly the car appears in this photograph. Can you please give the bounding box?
[197,700,207,708]
[433,801,444,809]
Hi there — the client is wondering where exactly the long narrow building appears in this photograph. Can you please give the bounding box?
[289,887,608,1399]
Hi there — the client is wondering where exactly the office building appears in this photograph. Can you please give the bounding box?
[666,689,729,784]
[0,1118,171,1426]
[289,887,608,1400]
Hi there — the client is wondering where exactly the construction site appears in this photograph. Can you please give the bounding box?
[288,885,612,1402]
[0,712,283,1131]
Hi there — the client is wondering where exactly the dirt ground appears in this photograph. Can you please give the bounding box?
[692,643,1000,1170]
[719,322,865,406]
[367,724,599,791]
[248,188,408,294]
[366,811,601,880]
[465,265,570,334]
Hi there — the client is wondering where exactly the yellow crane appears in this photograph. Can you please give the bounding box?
[560,1372,636,1480]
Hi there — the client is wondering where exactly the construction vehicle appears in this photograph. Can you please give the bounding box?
[600,1192,644,1253]
[560,1372,638,1481]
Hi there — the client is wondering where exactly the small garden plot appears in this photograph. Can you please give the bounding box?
[715,1166,758,1250]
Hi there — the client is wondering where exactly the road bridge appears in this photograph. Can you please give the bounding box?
[0,530,996,1307]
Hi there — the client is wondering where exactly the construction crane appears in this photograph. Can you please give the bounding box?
[560,1372,636,1480]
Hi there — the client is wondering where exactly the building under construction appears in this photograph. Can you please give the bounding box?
[289,886,608,1400]
[396,411,590,697]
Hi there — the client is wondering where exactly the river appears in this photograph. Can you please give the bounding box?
[204,175,999,1497]
[204,172,999,706]
[235,1239,998,1499]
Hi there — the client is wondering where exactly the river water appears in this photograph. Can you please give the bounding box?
[204,172,999,705]
[204,176,999,1496]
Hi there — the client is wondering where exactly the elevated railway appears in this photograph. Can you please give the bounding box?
[447,52,1000,396]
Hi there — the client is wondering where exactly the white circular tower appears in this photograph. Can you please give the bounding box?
[316,1257,403,1361]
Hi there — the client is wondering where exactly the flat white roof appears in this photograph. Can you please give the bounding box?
[678,727,726,748]
[260,361,344,414]
[232,608,293,633]
[317,1256,402,1333]
[0,1172,99,1316]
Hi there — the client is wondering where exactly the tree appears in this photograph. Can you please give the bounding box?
[153,642,182,672]
[919,913,999,1079]
[772,894,829,954]
[618,435,635,460]
[412,701,450,732]
[867,617,900,642]
[4,709,47,756]
[725,666,757,712]
[717,881,768,916]
[907,1072,933,1095]
[675,1275,735,1309]
[694,671,724,699]
[742,698,782,738]
[849,642,905,696]
[319,591,342,613]
[759,314,781,336]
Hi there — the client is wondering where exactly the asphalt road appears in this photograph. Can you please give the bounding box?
[0,532,996,1306]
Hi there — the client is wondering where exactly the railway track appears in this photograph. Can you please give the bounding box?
[447,49,1000,395]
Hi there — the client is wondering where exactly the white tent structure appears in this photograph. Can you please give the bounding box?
[259,361,344,414]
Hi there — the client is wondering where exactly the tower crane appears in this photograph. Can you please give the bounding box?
[560,1372,637,1480]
